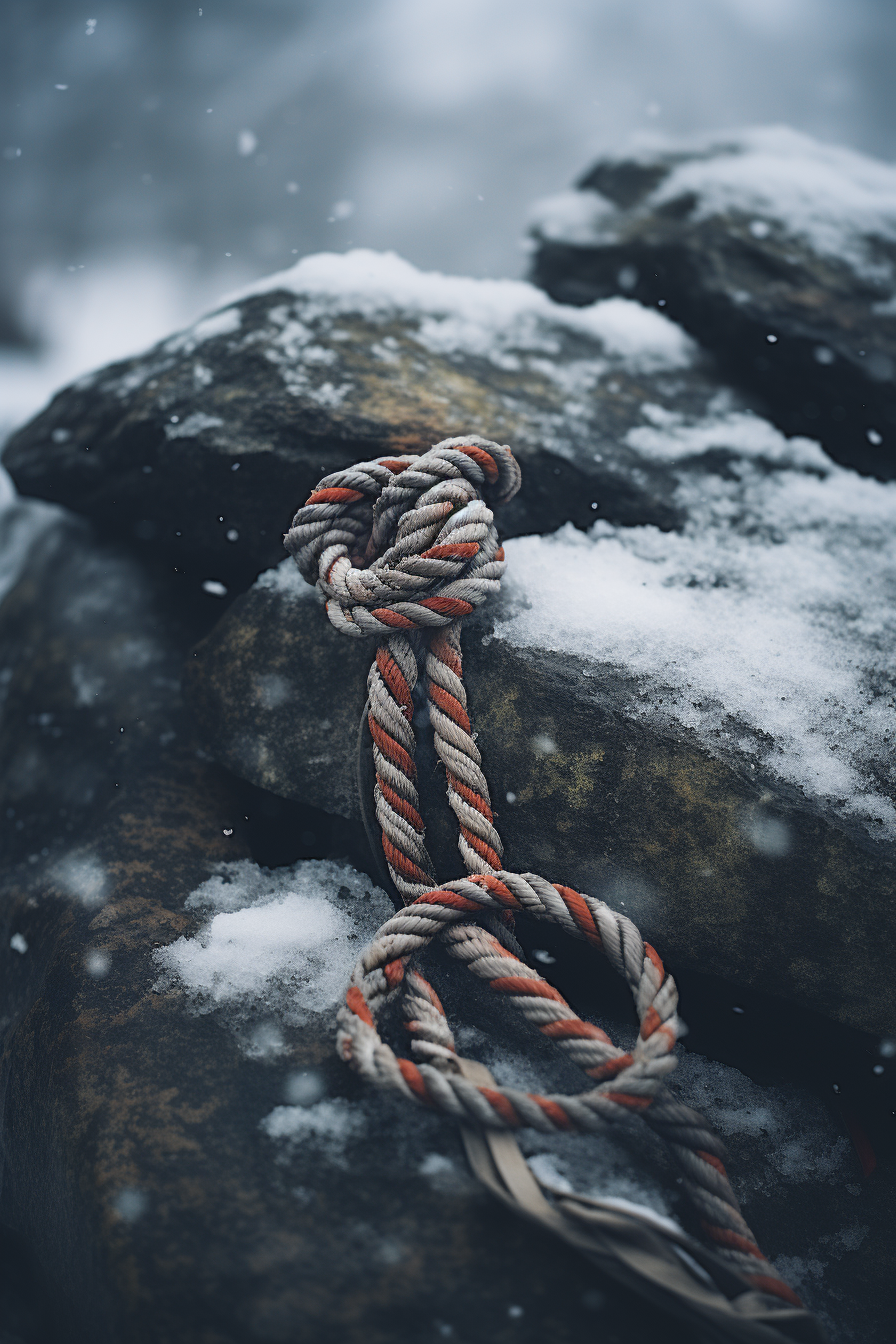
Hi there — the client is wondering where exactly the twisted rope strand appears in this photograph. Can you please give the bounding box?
[286,435,806,1316]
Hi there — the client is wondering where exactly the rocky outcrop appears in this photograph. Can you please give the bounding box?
[3,230,895,1343]
[3,250,749,588]
[529,128,896,478]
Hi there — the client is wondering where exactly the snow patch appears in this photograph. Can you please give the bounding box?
[256,557,320,600]
[260,1098,365,1167]
[153,858,393,1040]
[496,432,896,837]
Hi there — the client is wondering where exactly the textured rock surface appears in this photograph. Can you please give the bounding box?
[0,516,708,1344]
[2,249,750,588]
[529,128,896,478]
[185,535,896,1040]
[3,235,895,1344]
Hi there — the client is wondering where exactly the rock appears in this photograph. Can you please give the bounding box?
[0,509,225,872]
[529,127,896,478]
[3,249,758,589]
[3,826,891,1343]
[0,507,721,1344]
[184,411,896,1039]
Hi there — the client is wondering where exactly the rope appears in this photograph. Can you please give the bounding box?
[285,437,826,1341]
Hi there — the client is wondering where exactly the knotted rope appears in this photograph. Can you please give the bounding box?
[285,437,825,1343]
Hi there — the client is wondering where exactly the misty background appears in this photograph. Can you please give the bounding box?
[2,0,896,434]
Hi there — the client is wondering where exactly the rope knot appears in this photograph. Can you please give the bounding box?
[284,437,521,638]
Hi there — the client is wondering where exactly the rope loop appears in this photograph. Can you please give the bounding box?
[287,432,812,1323]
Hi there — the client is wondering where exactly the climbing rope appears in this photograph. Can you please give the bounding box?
[285,437,827,1344]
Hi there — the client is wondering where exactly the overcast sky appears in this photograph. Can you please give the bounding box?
[2,0,895,387]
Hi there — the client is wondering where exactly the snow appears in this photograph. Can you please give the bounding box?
[52,852,108,909]
[153,858,393,1041]
[673,1052,852,1192]
[260,1098,365,1166]
[153,851,870,1331]
[531,126,896,286]
[256,557,320,602]
[223,248,696,376]
[164,411,225,440]
[0,467,60,611]
[495,414,896,838]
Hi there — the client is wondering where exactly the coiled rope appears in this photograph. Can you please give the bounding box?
[285,437,827,1344]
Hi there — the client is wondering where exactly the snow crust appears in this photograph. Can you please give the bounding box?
[495,410,896,837]
[531,126,896,285]
[224,248,695,375]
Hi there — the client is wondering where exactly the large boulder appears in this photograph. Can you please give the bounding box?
[185,410,896,1038]
[3,250,752,589]
[529,128,896,479]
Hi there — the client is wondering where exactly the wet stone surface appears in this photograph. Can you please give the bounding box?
[529,130,896,479]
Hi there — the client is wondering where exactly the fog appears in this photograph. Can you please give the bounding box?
[2,0,895,428]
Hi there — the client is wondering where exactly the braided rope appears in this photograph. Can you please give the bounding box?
[285,436,804,1313]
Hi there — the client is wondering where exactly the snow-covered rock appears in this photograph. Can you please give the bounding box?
[530,127,896,480]
[2,249,752,588]
[185,400,896,1036]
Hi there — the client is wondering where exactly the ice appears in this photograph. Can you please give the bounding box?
[153,858,393,1038]
[495,417,896,838]
[530,126,896,287]
[223,249,695,376]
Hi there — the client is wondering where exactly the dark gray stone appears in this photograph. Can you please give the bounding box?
[2,253,757,588]
[529,130,896,478]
